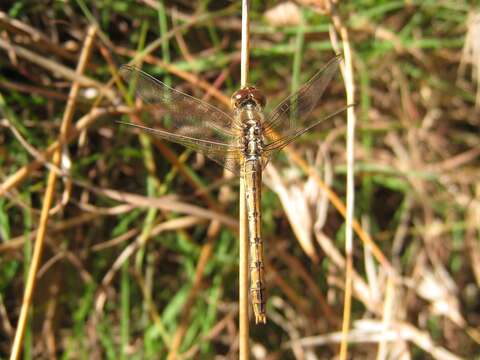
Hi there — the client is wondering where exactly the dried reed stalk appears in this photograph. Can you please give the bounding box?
[329,7,356,359]
[9,25,97,360]
[239,0,250,359]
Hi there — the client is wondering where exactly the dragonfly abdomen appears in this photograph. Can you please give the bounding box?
[244,156,266,324]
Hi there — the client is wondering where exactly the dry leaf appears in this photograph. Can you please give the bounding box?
[264,2,301,27]
[265,165,318,262]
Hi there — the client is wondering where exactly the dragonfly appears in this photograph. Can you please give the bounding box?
[119,55,347,324]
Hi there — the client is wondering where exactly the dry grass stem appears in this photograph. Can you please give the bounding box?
[239,1,251,359]
[9,25,97,360]
[328,14,357,360]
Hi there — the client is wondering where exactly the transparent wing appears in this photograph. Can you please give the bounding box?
[261,105,350,161]
[119,65,243,173]
[117,121,243,173]
[262,55,343,155]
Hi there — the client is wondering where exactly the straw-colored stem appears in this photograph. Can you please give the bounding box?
[339,37,355,360]
[329,8,356,359]
[9,25,97,360]
[240,0,249,88]
[239,1,250,358]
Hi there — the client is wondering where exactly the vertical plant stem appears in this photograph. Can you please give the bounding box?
[340,39,355,360]
[329,9,356,359]
[240,0,250,88]
[239,0,250,359]
[9,25,97,360]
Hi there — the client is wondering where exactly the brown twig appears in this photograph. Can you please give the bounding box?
[76,182,237,228]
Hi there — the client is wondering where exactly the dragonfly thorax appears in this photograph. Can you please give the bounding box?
[238,105,264,159]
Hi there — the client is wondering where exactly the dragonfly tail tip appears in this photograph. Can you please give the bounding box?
[254,314,267,325]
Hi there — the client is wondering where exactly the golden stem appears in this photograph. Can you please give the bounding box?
[9,25,97,360]
[239,0,251,358]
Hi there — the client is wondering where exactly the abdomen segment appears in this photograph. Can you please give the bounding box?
[243,158,266,324]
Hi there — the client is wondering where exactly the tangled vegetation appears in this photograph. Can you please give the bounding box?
[0,0,479,358]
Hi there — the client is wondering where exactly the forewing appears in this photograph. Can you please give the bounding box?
[263,55,341,147]
[117,121,243,173]
[119,65,243,173]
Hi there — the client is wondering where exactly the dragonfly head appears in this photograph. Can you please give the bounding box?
[231,86,266,110]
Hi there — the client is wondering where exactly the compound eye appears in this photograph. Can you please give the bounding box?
[257,92,266,107]
[252,89,266,107]
[231,91,244,108]
[231,87,266,108]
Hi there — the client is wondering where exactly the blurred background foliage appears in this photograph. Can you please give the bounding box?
[1,0,480,359]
